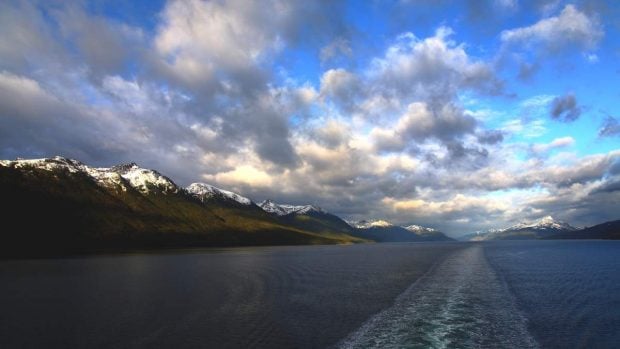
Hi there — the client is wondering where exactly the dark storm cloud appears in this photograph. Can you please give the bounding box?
[550,93,582,122]
[609,159,620,175]
[593,178,620,194]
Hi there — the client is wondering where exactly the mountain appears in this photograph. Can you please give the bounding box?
[467,216,578,240]
[403,224,454,241]
[549,220,620,240]
[0,156,361,256]
[259,200,325,216]
[348,220,454,242]
[187,182,254,207]
[259,200,358,239]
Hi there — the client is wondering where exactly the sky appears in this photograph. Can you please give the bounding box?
[1,0,619,235]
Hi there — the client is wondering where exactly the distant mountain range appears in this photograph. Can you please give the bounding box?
[0,156,453,256]
[347,220,453,242]
[461,216,619,241]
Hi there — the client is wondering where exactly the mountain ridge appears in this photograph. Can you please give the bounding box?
[0,156,365,257]
[463,216,578,241]
[348,219,454,242]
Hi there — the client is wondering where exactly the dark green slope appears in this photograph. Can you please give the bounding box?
[278,210,358,237]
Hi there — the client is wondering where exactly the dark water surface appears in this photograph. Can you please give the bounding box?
[1,241,619,348]
[485,240,620,348]
[0,243,462,348]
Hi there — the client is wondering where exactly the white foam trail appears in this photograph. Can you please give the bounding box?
[338,245,539,348]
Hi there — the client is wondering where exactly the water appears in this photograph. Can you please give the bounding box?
[485,240,620,348]
[1,241,619,348]
[340,244,537,348]
[0,243,461,348]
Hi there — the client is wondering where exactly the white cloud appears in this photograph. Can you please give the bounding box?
[501,5,603,52]
[531,136,575,154]
[204,165,274,188]
[154,0,292,88]
[369,27,501,102]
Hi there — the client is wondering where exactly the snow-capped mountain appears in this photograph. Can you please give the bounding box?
[110,162,178,194]
[470,216,578,240]
[1,156,369,256]
[259,200,326,216]
[502,215,576,232]
[346,219,453,242]
[0,156,179,194]
[404,224,438,234]
[348,220,393,229]
[186,183,253,206]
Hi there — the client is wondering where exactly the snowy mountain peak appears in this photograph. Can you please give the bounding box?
[110,164,178,194]
[0,156,89,173]
[508,215,576,231]
[259,200,325,216]
[350,220,394,229]
[0,157,179,195]
[404,224,437,234]
[186,183,252,206]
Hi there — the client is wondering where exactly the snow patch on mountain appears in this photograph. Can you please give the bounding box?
[187,183,252,205]
[112,163,178,194]
[259,200,325,216]
[469,215,578,241]
[0,156,179,194]
[503,215,576,232]
[404,224,438,234]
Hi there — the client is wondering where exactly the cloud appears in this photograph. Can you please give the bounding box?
[500,5,603,53]
[320,37,352,62]
[319,68,361,111]
[369,27,503,105]
[477,130,504,144]
[154,0,286,86]
[371,102,477,152]
[495,0,518,11]
[599,116,620,137]
[550,93,582,122]
[53,4,145,78]
[530,136,575,154]
[0,2,62,72]
[203,165,274,188]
